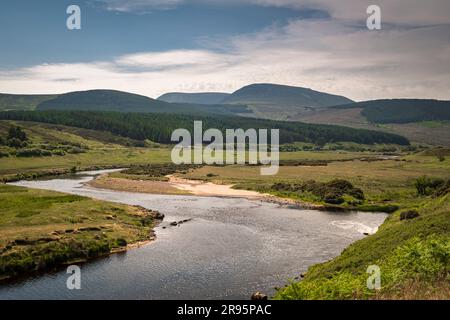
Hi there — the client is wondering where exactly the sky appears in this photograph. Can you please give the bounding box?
[0,0,449,101]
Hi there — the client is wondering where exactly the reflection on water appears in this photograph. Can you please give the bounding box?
[0,170,387,300]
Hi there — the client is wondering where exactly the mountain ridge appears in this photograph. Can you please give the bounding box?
[158,92,230,105]
[223,83,354,107]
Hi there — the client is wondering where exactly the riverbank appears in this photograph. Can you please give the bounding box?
[86,170,401,213]
[0,184,163,282]
[274,192,450,300]
[87,173,325,210]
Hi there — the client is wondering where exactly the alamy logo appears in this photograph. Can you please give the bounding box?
[367,5,381,30]
[366,265,381,290]
[66,265,81,290]
[171,121,279,175]
[66,5,81,30]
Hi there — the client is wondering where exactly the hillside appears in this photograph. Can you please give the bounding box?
[333,99,450,124]
[224,83,354,107]
[37,89,171,113]
[5,89,449,146]
[0,110,410,146]
[158,92,230,104]
[276,100,450,146]
[0,94,57,111]
[36,89,250,116]
[275,192,450,299]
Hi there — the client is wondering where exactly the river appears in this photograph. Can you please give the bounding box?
[0,170,387,300]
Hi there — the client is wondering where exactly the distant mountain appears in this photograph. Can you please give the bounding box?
[158,92,230,105]
[333,99,450,123]
[37,90,168,113]
[36,89,250,116]
[0,93,57,111]
[223,83,354,107]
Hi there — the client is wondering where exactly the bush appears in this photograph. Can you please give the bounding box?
[0,150,9,158]
[114,238,128,247]
[434,179,450,197]
[7,138,27,148]
[7,126,27,141]
[16,148,52,157]
[323,191,344,204]
[271,179,365,205]
[400,210,420,220]
[52,149,66,156]
[67,147,86,154]
[415,176,445,195]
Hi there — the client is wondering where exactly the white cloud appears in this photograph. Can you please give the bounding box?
[98,0,184,11]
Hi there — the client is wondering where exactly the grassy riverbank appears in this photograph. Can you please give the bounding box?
[274,193,450,299]
[0,184,161,281]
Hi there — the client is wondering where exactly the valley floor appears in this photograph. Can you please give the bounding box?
[0,119,449,299]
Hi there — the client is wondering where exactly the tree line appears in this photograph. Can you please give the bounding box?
[0,110,410,145]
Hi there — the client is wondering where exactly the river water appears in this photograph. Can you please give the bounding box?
[0,170,387,300]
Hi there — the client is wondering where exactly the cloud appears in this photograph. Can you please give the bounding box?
[115,50,235,71]
[97,0,184,11]
[1,5,449,100]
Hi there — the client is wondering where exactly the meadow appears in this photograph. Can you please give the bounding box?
[0,184,160,281]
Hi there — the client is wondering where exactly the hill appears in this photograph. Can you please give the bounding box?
[36,89,250,116]
[333,99,450,124]
[37,89,172,113]
[158,92,230,104]
[0,93,57,111]
[0,110,410,146]
[223,83,354,107]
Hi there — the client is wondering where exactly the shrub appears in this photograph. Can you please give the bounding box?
[7,138,27,148]
[7,126,27,141]
[434,179,450,197]
[114,238,128,247]
[348,187,365,200]
[400,210,420,220]
[67,147,86,154]
[0,150,9,158]
[415,176,445,195]
[271,179,365,205]
[323,191,344,204]
[16,148,52,157]
[52,149,66,156]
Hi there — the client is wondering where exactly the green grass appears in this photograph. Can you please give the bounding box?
[0,94,56,111]
[0,148,171,175]
[419,121,450,129]
[0,120,172,179]
[274,194,450,299]
[0,184,159,280]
